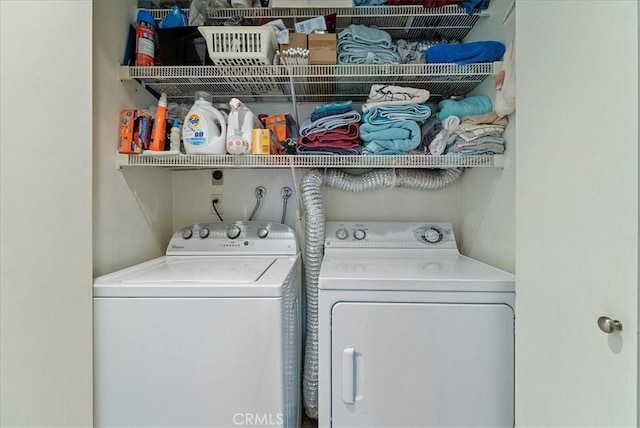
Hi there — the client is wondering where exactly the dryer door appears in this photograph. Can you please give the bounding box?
[331,302,514,428]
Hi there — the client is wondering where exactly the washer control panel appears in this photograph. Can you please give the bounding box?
[167,221,298,255]
[326,222,458,250]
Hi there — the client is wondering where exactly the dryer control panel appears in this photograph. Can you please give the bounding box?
[166,221,298,255]
[325,222,458,250]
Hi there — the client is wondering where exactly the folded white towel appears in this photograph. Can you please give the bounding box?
[362,85,430,113]
[429,116,460,155]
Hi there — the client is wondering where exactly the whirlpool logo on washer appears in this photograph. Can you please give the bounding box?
[232,413,283,426]
[171,244,184,249]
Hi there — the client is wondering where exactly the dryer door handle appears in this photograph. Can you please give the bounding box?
[342,347,356,404]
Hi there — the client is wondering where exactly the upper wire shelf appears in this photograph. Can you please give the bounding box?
[147,5,485,40]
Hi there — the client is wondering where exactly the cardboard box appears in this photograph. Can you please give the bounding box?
[119,109,152,154]
[279,32,308,52]
[308,33,337,65]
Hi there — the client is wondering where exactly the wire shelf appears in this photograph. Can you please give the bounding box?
[123,62,497,102]
[148,5,484,40]
[117,153,505,169]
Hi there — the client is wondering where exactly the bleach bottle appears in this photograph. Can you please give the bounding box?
[183,91,227,154]
[226,98,262,155]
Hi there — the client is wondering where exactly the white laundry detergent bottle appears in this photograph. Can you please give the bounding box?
[226,98,262,155]
[183,91,227,154]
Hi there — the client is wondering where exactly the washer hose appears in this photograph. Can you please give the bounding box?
[300,168,464,418]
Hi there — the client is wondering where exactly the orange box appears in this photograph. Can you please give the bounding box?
[264,113,296,154]
[119,109,152,154]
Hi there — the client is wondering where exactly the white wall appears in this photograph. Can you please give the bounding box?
[93,0,174,276]
[0,1,93,426]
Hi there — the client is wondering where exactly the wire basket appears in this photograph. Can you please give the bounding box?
[198,26,278,66]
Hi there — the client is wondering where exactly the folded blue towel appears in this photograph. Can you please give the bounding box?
[354,0,387,5]
[363,104,432,125]
[310,106,353,123]
[426,41,505,65]
[300,110,361,136]
[436,96,492,120]
[338,42,401,65]
[360,120,421,155]
[338,25,394,49]
[459,0,490,15]
[297,146,362,155]
[314,100,353,114]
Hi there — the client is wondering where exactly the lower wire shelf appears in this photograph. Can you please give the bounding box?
[116,153,505,170]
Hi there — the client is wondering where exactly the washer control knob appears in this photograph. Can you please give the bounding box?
[336,228,349,240]
[257,227,269,239]
[353,229,366,240]
[424,227,442,243]
[199,227,210,239]
[226,225,242,239]
[181,228,193,239]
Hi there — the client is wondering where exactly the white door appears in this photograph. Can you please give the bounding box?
[331,302,514,427]
[516,1,638,426]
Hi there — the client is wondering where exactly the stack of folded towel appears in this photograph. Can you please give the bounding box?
[338,25,401,65]
[421,108,508,156]
[297,101,362,155]
[359,84,432,155]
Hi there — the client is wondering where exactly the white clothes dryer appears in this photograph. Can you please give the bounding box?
[318,222,515,428]
[94,221,301,428]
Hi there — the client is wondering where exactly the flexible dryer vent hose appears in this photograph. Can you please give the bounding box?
[300,167,464,418]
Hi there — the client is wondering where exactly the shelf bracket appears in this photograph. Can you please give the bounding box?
[119,65,131,82]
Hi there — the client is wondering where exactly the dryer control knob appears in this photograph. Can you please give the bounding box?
[181,228,193,239]
[353,229,366,240]
[226,225,241,239]
[257,227,269,239]
[424,228,442,243]
[336,228,349,240]
[199,227,210,239]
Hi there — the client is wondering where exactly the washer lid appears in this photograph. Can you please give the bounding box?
[94,255,299,297]
[319,253,514,292]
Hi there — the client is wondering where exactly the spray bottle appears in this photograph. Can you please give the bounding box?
[169,119,181,152]
[149,93,167,151]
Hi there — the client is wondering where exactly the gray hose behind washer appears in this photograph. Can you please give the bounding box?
[300,168,464,418]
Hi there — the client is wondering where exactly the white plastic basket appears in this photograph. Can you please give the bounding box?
[198,26,278,66]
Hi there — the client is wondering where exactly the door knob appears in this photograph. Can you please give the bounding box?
[597,316,623,334]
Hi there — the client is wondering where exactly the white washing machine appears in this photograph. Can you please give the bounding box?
[94,221,301,428]
[318,222,515,428]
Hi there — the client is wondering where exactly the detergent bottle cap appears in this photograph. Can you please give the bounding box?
[172,119,180,128]
[158,93,167,108]
[194,91,214,105]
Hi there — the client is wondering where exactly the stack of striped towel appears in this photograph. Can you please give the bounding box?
[359,85,432,155]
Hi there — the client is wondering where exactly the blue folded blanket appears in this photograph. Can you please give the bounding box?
[314,100,352,114]
[363,104,432,125]
[338,25,394,49]
[300,110,361,136]
[338,25,400,65]
[297,146,362,155]
[426,41,505,65]
[360,120,421,155]
[436,96,492,120]
[310,106,353,123]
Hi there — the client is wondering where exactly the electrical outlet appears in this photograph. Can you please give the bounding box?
[210,194,223,218]
[211,170,224,186]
